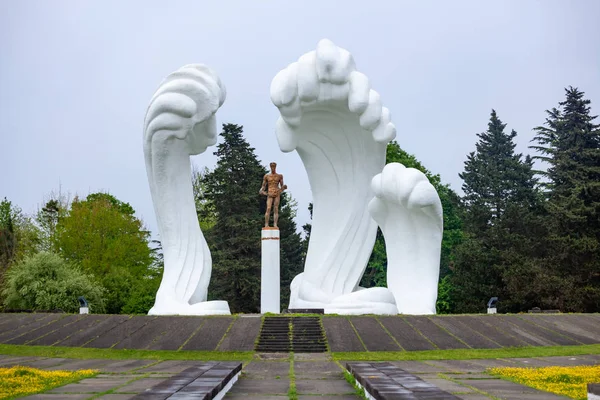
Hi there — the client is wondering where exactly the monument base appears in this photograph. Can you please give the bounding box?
[261,227,280,314]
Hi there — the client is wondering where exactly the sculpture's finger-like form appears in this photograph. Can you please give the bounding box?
[271,39,398,314]
[368,163,443,315]
[144,64,230,315]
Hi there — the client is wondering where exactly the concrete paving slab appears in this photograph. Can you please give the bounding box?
[418,377,474,393]
[112,316,193,350]
[321,317,365,352]
[145,316,204,350]
[454,395,497,400]
[0,356,49,368]
[348,317,401,351]
[502,357,555,367]
[48,377,131,393]
[96,395,135,400]
[138,360,203,373]
[45,358,116,371]
[425,360,486,373]
[296,379,355,395]
[379,316,437,351]
[295,361,343,380]
[85,315,153,348]
[404,316,469,349]
[181,316,233,351]
[561,315,600,340]
[28,315,105,346]
[455,315,527,347]
[0,313,44,334]
[432,317,501,349]
[391,360,454,373]
[461,378,569,399]
[98,359,158,373]
[533,355,600,366]
[0,357,68,369]
[57,315,130,347]
[116,378,167,393]
[520,315,598,344]
[24,394,91,399]
[473,316,542,346]
[242,361,289,379]
[227,378,290,394]
[501,316,580,346]
[217,316,261,351]
[0,313,66,343]
[465,358,521,369]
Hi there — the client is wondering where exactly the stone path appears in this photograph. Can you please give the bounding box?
[0,353,598,399]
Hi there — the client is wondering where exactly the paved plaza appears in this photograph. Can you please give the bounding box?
[1,353,599,399]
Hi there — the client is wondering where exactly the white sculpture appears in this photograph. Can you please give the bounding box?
[271,39,398,315]
[369,163,443,314]
[143,64,230,315]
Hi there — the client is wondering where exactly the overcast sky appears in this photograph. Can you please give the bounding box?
[2,0,599,238]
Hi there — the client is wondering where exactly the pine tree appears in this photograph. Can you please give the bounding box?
[530,87,600,311]
[451,110,541,313]
[204,123,303,312]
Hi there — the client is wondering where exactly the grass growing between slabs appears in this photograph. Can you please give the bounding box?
[0,344,254,361]
[332,344,600,361]
[489,365,600,400]
[0,366,97,399]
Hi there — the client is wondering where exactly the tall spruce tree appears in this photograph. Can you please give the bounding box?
[530,87,600,311]
[203,123,303,312]
[451,110,541,313]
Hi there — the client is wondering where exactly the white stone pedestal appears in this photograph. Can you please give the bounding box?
[261,227,280,314]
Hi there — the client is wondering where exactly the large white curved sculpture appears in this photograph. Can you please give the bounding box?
[271,39,398,314]
[143,64,230,315]
[369,163,443,314]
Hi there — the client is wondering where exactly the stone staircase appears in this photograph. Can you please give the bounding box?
[255,316,327,353]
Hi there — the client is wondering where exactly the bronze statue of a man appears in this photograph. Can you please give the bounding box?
[260,162,287,228]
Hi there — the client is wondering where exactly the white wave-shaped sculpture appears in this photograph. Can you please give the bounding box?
[143,64,230,315]
[271,39,398,315]
[368,163,443,314]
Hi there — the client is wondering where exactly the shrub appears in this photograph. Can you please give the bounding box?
[1,252,106,313]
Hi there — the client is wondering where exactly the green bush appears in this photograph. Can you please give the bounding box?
[1,252,106,313]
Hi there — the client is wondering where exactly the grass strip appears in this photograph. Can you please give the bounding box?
[332,344,600,361]
[0,344,254,361]
[287,352,297,400]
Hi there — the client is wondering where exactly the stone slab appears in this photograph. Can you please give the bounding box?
[85,315,153,348]
[45,358,116,371]
[460,378,567,398]
[116,378,167,393]
[0,313,43,334]
[24,395,91,400]
[391,361,453,373]
[28,315,106,346]
[181,317,233,351]
[217,316,261,351]
[501,315,580,346]
[473,315,542,346]
[418,377,474,393]
[453,315,527,347]
[139,360,203,373]
[348,317,401,351]
[145,316,204,350]
[57,315,130,347]
[242,361,289,379]
[379,316,436,351]
[403,316,469,349]
[227,378,290,394]
[99,359,158,373]
[529,315,598,343]
[295,361,342,380]
[561,315,600,340]
[48,377,131,393]
[7,314,83,345]
[432,316,501,349]
[0,313,65,343]
[96,395,135,400]
[296,379,355,395]
[425,360,486,373]
[321,317,365,352]
[113,316,189,350]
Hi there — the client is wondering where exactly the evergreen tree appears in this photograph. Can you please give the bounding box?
[530,87,600,311]
[451,110,541,313]
[204,123,303,312]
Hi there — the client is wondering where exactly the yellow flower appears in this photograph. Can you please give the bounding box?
[489,365,600,400]
[0,366,98,399]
